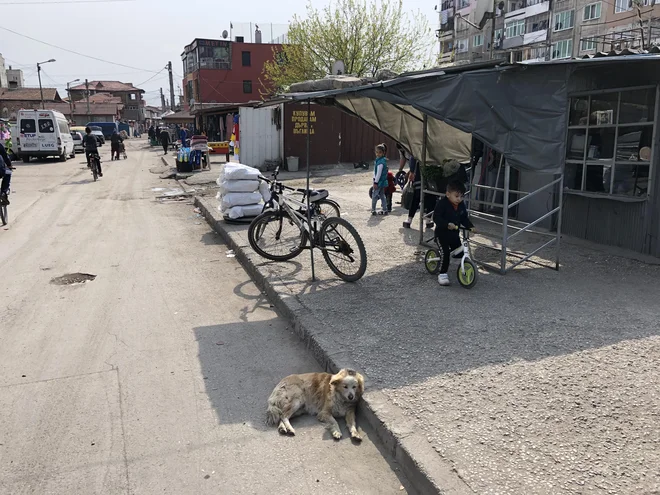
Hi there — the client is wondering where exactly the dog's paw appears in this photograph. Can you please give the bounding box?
[287,426,296,436]
[278,425,288,435]
[350,430,363,441]
[331,430,342,440]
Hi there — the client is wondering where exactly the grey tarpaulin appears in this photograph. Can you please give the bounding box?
[261,56,660,173]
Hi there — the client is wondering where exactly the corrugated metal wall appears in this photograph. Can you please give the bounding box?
[562,195,648,252]
[238,106,281,169]
[284,103,396,167]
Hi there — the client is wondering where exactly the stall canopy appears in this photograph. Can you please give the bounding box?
[261,56,660,173]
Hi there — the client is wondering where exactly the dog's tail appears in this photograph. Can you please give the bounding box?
[265,401,283,426]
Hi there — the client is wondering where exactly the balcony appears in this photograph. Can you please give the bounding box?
[502,28,548,49]
[505,0,549,20]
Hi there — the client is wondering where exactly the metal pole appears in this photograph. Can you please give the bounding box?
[418,114,428,245]
[489,0,497,60]
[38,64,44,109]
[500,163,510,274]
[555,172,564,271]
[306,100,315,281]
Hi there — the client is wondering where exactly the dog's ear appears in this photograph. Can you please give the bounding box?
[356,372,365,397]
[330,370,345,387]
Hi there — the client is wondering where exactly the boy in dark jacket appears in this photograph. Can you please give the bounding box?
[433,180,474,286]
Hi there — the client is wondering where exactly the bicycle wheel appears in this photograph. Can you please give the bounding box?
[424,248,441,274]
[92,159,98,181]
[457,259,478,289]
[319,217,367,282]
[248,210,308,262]
[314,199,340,219]
[0,203,7,226]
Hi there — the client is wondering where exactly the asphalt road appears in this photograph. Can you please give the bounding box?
[0,142,409,494]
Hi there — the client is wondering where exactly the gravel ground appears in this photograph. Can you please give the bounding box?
[205,164,660,494]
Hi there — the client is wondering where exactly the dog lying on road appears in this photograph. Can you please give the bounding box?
[266,368,364,440]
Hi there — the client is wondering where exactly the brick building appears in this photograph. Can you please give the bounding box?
[68,80,145,122]
[0,87,63,120]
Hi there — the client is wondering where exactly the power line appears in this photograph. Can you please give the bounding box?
[0,0,133,4]
[136,67,168,87]
[0,24,162,73]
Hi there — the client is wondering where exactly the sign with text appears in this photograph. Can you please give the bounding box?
[291,110,316,135]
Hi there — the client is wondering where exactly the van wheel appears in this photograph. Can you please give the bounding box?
[23,156,30,163]
[59,152,67,162]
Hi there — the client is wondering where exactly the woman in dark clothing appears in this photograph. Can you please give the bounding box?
[110,130,123,161]
[160,128,170,155]
[403,157,435,230]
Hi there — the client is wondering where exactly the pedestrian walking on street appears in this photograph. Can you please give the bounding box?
[110,130,123,161]
[0,142,14,205]
[403,155,434,229]
[371,143,389,215]
[160,128,170,155]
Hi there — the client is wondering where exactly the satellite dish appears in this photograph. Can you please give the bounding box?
[332,60,345,75]
[222,30,229,39]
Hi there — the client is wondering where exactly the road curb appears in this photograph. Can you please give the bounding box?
[194,196,472,495]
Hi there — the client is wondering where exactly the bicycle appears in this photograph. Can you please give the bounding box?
[248,167,367,282]
[0,165,14,226]
[0,190,8,226]
[424,226,478,289]
[89,153,101,181]
[261,166,340,219]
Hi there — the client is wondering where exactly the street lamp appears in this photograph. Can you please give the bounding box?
[66,78,80,123]
[37,59,56,109]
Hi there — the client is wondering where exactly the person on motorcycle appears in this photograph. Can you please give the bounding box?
[0,142,14,205]
[110,130,123,161]
[83,127,102,177]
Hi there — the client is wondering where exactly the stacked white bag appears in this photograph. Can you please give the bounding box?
[216,163,265,220]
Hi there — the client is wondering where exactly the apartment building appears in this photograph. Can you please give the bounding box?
[436,0,660,64]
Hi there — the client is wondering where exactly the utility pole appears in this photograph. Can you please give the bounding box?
[168,61,176,110]
[37,59,56,109]
[85,79,90,121]
[66,79,79,123]
[160,88,166,112]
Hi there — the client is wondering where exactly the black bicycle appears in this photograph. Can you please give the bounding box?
[0,192,8,226]
[89,153,101,181]
[248,167,367,282]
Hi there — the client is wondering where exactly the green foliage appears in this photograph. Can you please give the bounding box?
[263,0,435,93]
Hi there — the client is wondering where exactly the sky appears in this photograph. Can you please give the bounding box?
[0,0,437,107]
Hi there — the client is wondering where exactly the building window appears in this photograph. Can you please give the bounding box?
[129,93,137,101]
[551,39,573,59]
[583,2,601,20]
[565,87,656,197]
[615,0,631,13]
[505,19,525,39]
[456,38,468,53]
[242,51,251,67]
[554,10,574,31]
[243,80,253,94]
[581,39,597,51]
[457,0,470,9]
[494,28,503,48]
[474,34,484,47]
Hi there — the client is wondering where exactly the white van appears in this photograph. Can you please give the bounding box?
[17,110,75,162]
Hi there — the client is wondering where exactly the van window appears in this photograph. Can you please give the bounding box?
[20,119,36,133]
[39,119,55,133]
[58,120,69,134]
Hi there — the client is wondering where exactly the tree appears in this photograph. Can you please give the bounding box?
[263,0,435,93]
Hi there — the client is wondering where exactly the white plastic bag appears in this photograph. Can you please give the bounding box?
[218,179,260,194]
[221,163,261,181]
[221,192,263,209]
[219,203,264,219]
[258,180,272,202]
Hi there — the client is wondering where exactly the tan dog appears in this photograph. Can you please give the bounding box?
[266,368,364,440]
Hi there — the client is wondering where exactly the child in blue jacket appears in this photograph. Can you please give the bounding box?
[371,143,389,215]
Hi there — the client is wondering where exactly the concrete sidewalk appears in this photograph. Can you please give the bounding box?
[195,170,660,495]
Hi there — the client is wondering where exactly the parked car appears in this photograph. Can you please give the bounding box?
[71,131,84,153]
[90,126,105,145]
[87,121,118,140]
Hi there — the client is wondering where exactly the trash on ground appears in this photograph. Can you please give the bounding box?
[50,273,96,285]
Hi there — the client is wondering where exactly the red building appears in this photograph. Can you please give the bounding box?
[181,37,281,140]
[181,38,281,137]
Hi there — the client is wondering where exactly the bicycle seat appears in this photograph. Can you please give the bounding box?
[296,188,329,201]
